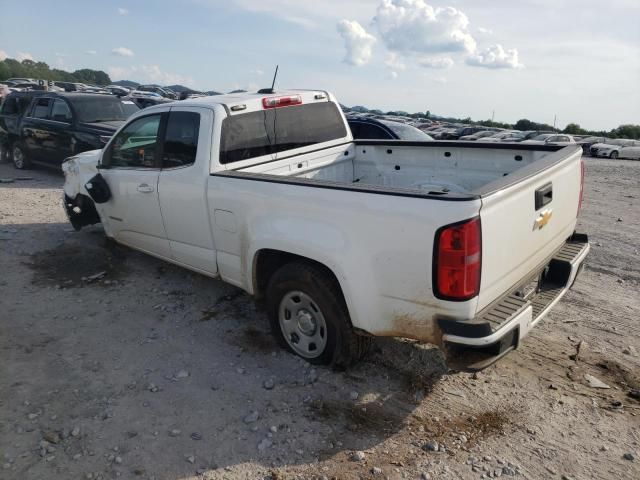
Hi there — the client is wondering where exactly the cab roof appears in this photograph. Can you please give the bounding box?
[176,89,332,114]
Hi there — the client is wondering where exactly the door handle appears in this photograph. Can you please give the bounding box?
[137,183,154,193]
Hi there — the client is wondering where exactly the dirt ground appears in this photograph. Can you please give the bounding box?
[0,156,639,480]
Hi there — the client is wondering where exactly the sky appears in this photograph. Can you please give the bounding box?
[0,0,638,131]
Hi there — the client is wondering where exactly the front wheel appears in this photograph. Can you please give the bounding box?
[266,262,371,367]
[12,143,31,169]
[609,150,619,159]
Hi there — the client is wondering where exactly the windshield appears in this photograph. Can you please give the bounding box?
[70,96,140,122]
[380,121,434,140]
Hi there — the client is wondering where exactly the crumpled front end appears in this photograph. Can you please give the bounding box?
[61,150,102,230]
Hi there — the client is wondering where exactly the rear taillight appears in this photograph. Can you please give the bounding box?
[262,95,302,109]
[577,158,585,217]
[433,217,482,301]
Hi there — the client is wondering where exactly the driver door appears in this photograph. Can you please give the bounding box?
[98,112,171,258]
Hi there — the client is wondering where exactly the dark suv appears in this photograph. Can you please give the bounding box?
[0,92,140,169]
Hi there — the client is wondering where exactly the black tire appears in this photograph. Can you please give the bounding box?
[266,262,371,367]
[609,150,619,159]
[0,143,9,163]
[12,143,31,169]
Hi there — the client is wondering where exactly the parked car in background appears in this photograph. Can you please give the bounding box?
[575,136,607,156]
[5,77,35,84]
[441,126,486,140]
[481,131,518,142]
[522,134,575,146]
[0,92,140,169]
[459,130,499,141]
[619,141,640,160]
[347,116,434,140]
[137,85,178,99]
[104,85,132,96]
[54,82,88,92]
[0,90,48,162]
[125,92,174,109]
[590,139,636,159]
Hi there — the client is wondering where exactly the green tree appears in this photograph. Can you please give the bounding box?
[612,124,640,140]
[564,123,586,135]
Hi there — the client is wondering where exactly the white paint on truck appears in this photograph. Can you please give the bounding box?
[62,89,589,369]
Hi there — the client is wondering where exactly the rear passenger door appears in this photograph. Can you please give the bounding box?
[157,107,218,275]
[23,97,52,161]
[43,98,74,164]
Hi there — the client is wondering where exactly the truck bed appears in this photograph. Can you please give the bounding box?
[236,141,566,197]
[220,140,584,316]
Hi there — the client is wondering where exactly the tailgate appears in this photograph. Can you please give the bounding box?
[476,145,583,312]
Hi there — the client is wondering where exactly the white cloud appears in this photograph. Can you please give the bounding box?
[337,20,376,66]
[112,47,134,57]
[389,71,399,79]
[423,74,448,84]
[108,65,195,87]
[385,52,406,71]
[250,68,264,75]
[374,0,476,55]
[477,27,493,35]
[466,44,523,69]
[117,7,129,15]
[16,52,34,62]
[0,50,7,61]
[228,0,371,28]
[85,50,97,55]
[418,56,454,69]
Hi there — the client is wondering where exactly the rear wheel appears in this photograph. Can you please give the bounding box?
[609,150,619,159]
[266,262,371,367]
[12,143,31,169]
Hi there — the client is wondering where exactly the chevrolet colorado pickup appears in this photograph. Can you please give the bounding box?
[62,90,589,369]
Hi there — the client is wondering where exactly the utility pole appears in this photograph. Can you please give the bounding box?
[553,114,557,129]
[491,110,495,122]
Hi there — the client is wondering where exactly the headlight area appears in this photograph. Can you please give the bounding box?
[62,157,80,176]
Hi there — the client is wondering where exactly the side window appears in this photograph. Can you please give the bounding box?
[51,99,72,123]
[358,123,393,139]
[105,114,162,168]
[1,96,18,114]
[32,98,51,119]
[162,111,200,168]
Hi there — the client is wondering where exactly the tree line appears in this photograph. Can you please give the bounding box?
[0,58,111,86]
[2,57,639,140]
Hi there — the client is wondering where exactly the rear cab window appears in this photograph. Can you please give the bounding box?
[220,102,347,165]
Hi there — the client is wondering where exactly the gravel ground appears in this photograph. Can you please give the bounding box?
[0,157,639,480]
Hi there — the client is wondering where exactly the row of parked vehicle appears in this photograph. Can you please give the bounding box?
[2,86,638,171]
[347,111,640,160]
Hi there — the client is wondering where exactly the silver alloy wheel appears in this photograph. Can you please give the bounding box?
[13,145,24,169]
[278,291,328,359]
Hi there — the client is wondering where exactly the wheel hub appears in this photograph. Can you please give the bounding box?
[296,309,316,335]
[278,291,328,359]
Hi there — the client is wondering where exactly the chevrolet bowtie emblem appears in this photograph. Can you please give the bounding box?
[534,209,553,229]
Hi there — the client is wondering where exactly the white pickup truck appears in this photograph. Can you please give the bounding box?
[62,89,589,370]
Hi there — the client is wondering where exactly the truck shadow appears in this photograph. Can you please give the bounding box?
[4,221,448,479]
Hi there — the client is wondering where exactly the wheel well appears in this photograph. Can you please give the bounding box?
[253,249,344,302]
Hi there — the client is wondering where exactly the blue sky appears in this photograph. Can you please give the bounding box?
[1,0,638,130]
